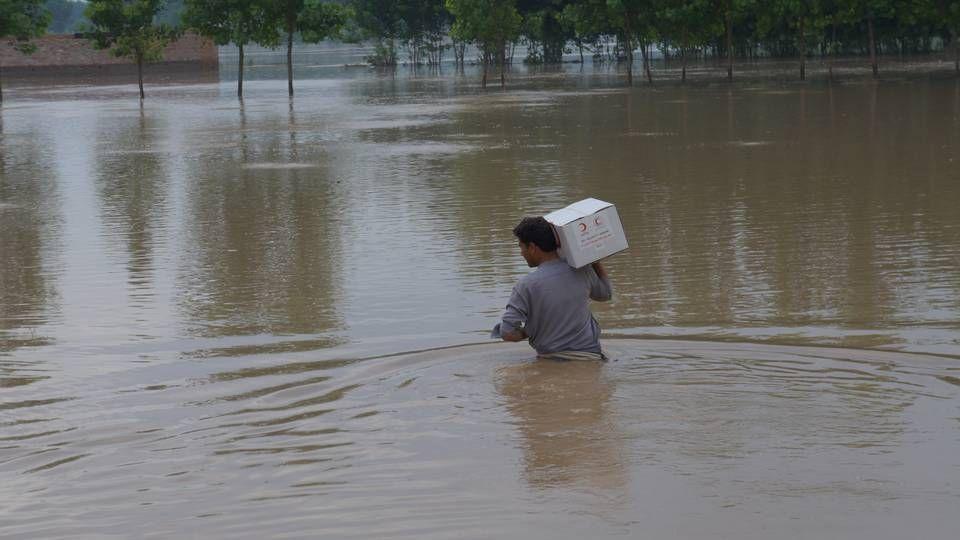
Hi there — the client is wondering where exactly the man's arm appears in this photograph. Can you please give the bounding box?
[500,283,530,343]
[588,262,612,302]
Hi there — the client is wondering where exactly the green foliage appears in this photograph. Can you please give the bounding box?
[299,0,348,43]
[351,0,402,40]
[85,0,180,63]
[559,0,611,44]
[256,1,348,95]
[658,0,720,49]
[944,0,960,34]
[183,0,279,47]
[398,0,449,41]
[446,0,521,53]
[350,0,449,65]
[1,0,50,52]
[263,1,347,44]
[603,0,661,57]
[517,0,572,63]
[755,0,825,51]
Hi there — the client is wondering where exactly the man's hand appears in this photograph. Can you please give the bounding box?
[591,262,608,280]
[501,328,528,342]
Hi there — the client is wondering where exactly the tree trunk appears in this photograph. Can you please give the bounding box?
[137,54,145,100]
[648,43,655,81]
[452,41,461,68]
[482,51,488,88]
[624,13,634,86]
[500,43,506,88]
[726,5,734,81]
[0,61,4,104]
[829,21,837,81]
[681,45,687,83]
[287,30,294,97]
[954,29,959,74]
[799,17,806,81]
[639,39,652,83]
[238,43,245,99]
[868,15,878,77]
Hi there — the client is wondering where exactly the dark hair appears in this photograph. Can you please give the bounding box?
[513,216,558,252]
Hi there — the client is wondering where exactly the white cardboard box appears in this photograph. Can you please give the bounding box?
[544,198,628,269]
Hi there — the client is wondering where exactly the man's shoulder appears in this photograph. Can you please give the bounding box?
[523,261,574,285]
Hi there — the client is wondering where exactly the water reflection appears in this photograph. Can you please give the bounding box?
[1,71,960,540]
[0,119,61,383]
[93,109,169,311]
[178,103,344,337]
[2,77,958,352]
[497,360,626,493]
[322,79,960,345]
[560,84,960,334]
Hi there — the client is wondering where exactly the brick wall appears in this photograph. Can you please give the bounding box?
[0,33,218,69]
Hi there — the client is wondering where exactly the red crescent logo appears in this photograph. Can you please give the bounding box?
[579,223,587,232]
[594,217,602,226]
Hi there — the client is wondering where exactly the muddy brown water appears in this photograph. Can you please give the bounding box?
[1,71,960,538]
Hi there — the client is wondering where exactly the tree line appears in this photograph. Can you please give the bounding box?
[2,0,960,102]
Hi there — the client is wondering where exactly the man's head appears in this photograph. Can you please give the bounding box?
[513,217,559,267]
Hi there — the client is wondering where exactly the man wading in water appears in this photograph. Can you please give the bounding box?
[493,217,612,360]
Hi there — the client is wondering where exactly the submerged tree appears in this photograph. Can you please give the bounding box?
[603,0,661,86]
[267,0,346,97]
[850,0,898,77]
[184,1,279,98]
[1,0,50,103]
[398,0,450,65]
[184,0,279,99]
[757,0,824,80]
[714,0,755,81]
[350,0,451,67]
[351,0,403,66]
[518,0,573,64]
[559,0,610,65]
[658,0,720,84]
[447,0,522,88]
[85,0,180,100]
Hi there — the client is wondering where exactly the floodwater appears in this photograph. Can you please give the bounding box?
[2,68,960,538]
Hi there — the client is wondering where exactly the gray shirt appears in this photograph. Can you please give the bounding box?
[499,259,612,355]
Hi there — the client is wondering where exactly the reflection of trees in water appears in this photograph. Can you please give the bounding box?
[544,84,960,329]
[0,127,61,332]
[496,360,626,493]
[178,106,343,337]
[358,85,960,330]
[93,111,168,306]
[441,97,586,290]
[0,122,61,384]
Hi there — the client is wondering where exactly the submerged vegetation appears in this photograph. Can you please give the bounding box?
[5,0,960,98]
